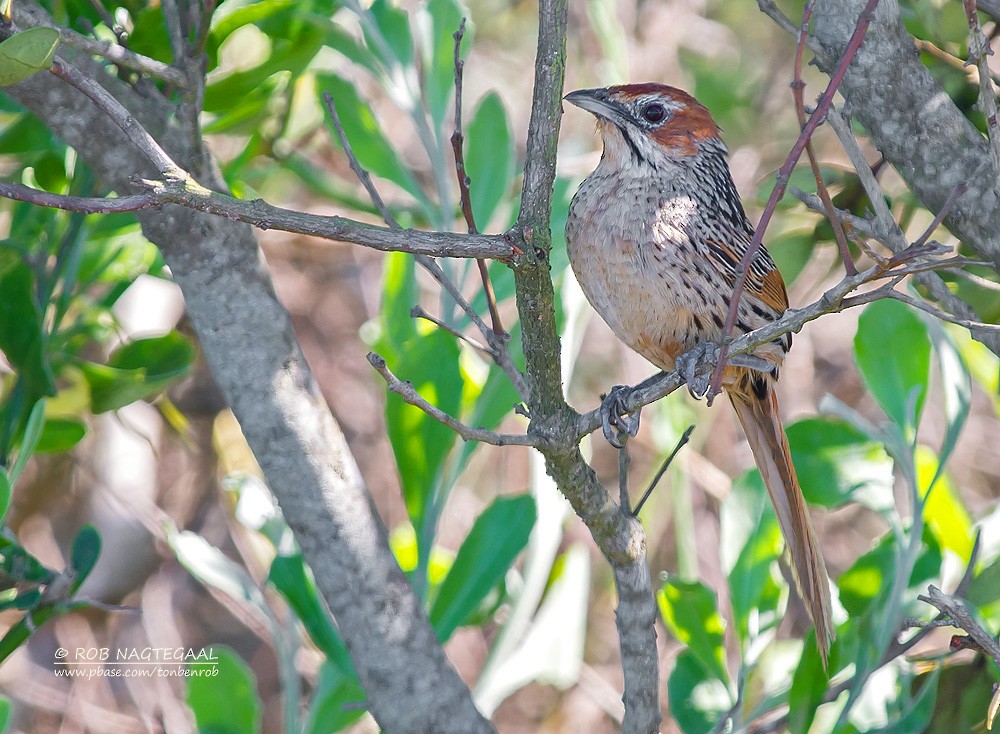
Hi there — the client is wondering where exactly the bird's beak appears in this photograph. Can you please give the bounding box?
[564,88,630,127]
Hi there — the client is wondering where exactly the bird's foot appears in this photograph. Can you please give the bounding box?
[599,384,641,448]
[676,342,776,399]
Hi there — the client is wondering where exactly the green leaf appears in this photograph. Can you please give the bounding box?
[658,578,729,684]
[720,470,782,643]
[379,252,418,350]
[268,553,353,673]
[429,495,536,641]
[68,524,101,593]
[8,399,46,486]
[788,629,830,734]
[967,554,1000,607]
[0,246,55,398]
[854,300,931,434]
[319,74,429,209]
[837,527,941,617]
[466,92,515,229]
[0,473,9,525]
[187,646,261,734]
[787,418,895,511]
[916,446,973,562]
[0,28,59,87]
[667,649,732,734]
[204,29,325,112]
[304,661,366,734]
[34,417,87,454]
[767,230,816,287]
[0,695,12,733]
[80,331,194,412]
[928,321,971,478]
[383,329,463,532]
[364,0,413,68]
[421,0,464,128]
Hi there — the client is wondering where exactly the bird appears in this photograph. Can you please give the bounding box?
[564,83,834,664]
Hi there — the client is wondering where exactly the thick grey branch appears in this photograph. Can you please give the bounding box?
[5,4,493,731]
[809,0,1000,266]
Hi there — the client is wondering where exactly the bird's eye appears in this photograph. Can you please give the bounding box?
[642,103,666,123]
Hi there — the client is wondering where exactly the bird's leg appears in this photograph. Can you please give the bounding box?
[676,342,776,398]
[599,385,641,448]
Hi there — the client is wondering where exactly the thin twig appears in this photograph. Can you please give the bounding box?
[410,305,490,352]
[56,29,187,86]
[450,17,504,335]
[707,0,881,402]
[632,425,694,517]
[913,585,1000,667]
[322,93,399,228]
[366,352,535,447]
[793,1,856,275]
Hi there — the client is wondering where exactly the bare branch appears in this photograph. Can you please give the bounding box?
[793,0,856,275]
[450,17,504,335]
[56,28,187,86]
[0,177,513,259]
[913,585,1000,667]
[367,352,535,447]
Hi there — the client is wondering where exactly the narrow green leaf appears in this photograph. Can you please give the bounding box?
[466,92,515,228]
[382,329,463,531]
[268,553,353,673]
[187,647,261,734]
[304,661,366,734]
[0,695,12,733]
[854,300,931,433]
[364,0,413,67]
[667,649,732,734]
[429,494,536,641]
[68,525,101,593]
[422,0,464,128]
[0,28,60,87]
[0,246,55,398]
[720,471,782,643]
[967,554,1000,607]
[658,578,729,684]
[787,417,895,509]
[928,321,971,477]
[916,447,973,562]
[788,630,830,734]
[0,472,10,525]
[379,252,418,350]
[8,399,46,486]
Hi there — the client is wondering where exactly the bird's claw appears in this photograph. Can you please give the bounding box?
[676,343,776,399]
[676,342,719,399]
[600,385,641,448]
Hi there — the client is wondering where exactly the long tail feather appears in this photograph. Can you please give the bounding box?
[728,380,834,666]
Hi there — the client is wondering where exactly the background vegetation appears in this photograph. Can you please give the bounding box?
[0,0,998,731]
